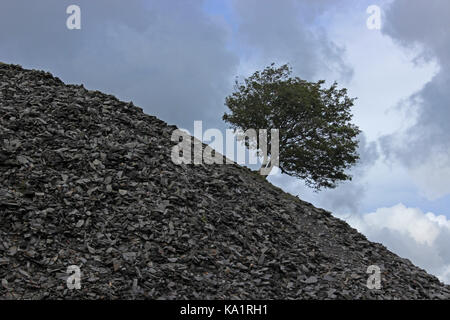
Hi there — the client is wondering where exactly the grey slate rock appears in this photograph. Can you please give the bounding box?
[0,63,449,300]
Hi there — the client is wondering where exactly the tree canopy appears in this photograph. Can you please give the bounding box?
[223,63,360,190]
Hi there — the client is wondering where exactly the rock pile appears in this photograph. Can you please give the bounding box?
[1,63,449,299]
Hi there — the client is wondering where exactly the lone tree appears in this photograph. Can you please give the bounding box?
[223,63,360,190]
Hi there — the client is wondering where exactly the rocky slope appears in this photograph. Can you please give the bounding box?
[0,63,449,299]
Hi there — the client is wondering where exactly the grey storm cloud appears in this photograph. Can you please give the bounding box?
[380,0,450,166]
[0,0,356,135]
[0,0,358,137]
[0,0,239,132]
[231,0,353,82]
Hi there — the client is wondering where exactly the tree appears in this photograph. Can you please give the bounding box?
[223,63,360,190]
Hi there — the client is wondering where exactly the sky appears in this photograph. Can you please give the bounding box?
[1,0,449,284]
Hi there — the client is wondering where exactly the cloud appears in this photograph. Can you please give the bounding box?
[0,0,239,132]
[340,203,450,284]
[0,0,359,137]
[231,0,353,82]
[380,0,450,199]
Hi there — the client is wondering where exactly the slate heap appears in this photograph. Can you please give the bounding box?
[1,63,449,299]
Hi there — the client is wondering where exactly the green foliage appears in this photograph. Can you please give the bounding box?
[223,63,361,190]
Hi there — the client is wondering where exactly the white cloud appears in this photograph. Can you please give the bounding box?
[338,203,450,284]
[360,204,440,245]
[427,211,450,229]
